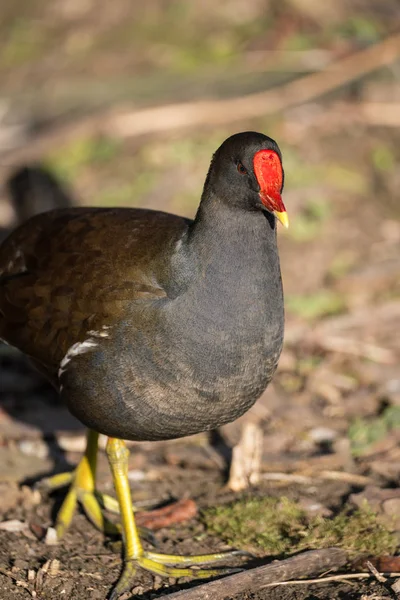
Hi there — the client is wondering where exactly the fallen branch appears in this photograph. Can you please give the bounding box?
[260,470,372,487]
[155,547,348,600]
[366,560,387,583]
[1,33,400,171]
[260,571,400,588]
[361,102,400,127]
[109,32,400,138]
[314,336,396,365]
[227,421,263,491]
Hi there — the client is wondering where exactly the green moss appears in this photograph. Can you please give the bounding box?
[288,198,331,242]
[46,136,121,183]
[96,175,156,207]
[286,290,345,320]
[203,497,305,555]
[304,501,397,555]
[297,356,322,375]
[327,252,357,279]
[336,16,381,43]
[382,405,400,429]
[349,405,400,457]
[371,145,396,173]
[0,19,48,68]
[203,497,398,556]
[283,149,320,188]
[282,32,315,52]
[325,164,367,194]
[143,134,222,168]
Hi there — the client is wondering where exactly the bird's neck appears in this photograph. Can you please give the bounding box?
[159,190,284,412]
[164,191,284,368]
[165,192,282,314]
[187,191,279,275]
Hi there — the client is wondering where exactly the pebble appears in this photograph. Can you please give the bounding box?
[44,526,58,546]
[309,427,338,443]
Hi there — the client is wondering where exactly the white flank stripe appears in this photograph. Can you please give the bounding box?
[58,339,98,379]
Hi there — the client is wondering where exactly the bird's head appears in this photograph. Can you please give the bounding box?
[206,131,288,228]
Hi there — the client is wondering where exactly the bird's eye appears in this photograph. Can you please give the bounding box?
[237,162,247,175]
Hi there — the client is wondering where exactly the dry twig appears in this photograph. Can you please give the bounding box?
[261,571,400,588]
[261,470,372,487]
[228,422,263,491]
[366,560,387,583]
[155,547,348,599]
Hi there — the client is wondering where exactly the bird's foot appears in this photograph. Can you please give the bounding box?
[34,430,119,538]
[109,549,248,599]
[39,468,158,545]
[39,464,120,538]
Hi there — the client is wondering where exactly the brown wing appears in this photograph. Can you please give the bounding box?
[0,207,188,379]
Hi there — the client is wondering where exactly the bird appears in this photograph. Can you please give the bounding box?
[7,164,74,223]
[0,165,74,245]
[0,131,288,599]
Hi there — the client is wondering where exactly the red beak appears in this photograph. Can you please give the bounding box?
[259,189,289,228]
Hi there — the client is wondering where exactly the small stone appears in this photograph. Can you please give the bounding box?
[382,498,400,532]
[18,440,49,459]
[47,558,61,577]
[309,427,338,443]
[391,578,400,594]
[131,587,145,595]
[0,519,28,533]
[44,527,58,546]
[127,470,146,482]
[57,434,86,453]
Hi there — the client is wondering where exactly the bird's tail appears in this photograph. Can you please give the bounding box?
[6,165,74,225]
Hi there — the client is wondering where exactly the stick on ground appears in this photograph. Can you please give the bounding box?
[156,547,348,600]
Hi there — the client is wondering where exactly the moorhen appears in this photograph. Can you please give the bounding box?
[7,165,74,223]
[0,131,288,598]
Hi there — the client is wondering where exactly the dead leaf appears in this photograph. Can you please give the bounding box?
[0,519,28,533]
[135,499,197,530]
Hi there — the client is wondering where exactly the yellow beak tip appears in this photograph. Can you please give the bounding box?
[274,211,289,229]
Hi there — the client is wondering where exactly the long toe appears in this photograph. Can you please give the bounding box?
[78,489,120,534]
[37,471,74,492]
[55,486,78,539]
[109,560,138,600]
[41,472,120,538]
[137,556,242,579]
[144,549,250,566]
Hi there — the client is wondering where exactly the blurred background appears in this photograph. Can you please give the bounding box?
[0,1,399,598]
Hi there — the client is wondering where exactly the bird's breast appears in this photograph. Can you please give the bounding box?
[64,253,284,442]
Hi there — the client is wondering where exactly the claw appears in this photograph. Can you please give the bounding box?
[108,560,137,600]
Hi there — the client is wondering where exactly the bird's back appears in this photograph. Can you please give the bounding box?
[0,207,189,381]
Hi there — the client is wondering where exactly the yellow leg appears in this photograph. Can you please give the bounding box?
[40,431,155,546]
[106,437,248,600]
[40,430,118,538]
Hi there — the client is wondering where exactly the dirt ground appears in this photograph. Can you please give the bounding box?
[0,1,400,599]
